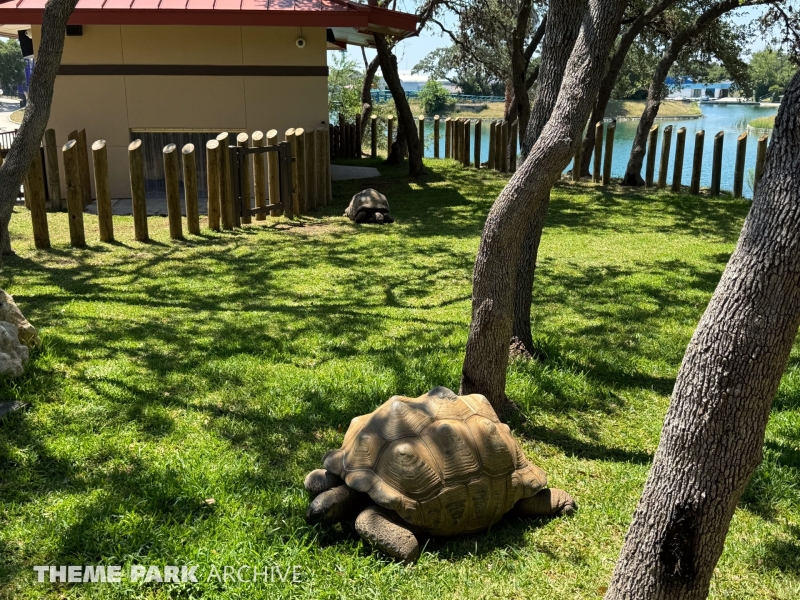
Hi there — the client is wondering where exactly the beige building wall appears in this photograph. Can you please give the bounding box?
[31,25,329,199]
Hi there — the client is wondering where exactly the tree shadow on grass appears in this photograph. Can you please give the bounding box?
[0,165,762,586]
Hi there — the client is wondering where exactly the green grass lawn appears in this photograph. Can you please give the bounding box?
[1,160,799,599]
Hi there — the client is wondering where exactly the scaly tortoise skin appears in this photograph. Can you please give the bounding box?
[304,387,576,561]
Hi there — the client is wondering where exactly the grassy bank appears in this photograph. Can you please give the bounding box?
[406,99,702,120]
[749,115,776,129]
[1,160,798,599]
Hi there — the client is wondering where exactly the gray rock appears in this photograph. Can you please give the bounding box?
[0,289,40,348]
[344,188,394,224]
[0,321,29,378]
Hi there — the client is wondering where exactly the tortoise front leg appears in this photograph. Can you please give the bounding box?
[514,488,577,518]
[355,506,420,563]
[305,484,371,525]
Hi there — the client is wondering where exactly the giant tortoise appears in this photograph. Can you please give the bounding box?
[344,188,395,224]
[304,387,576,562]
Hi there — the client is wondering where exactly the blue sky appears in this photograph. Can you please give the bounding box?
[331,5,769,74]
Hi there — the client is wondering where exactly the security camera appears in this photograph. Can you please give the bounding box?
[296,37,306,49]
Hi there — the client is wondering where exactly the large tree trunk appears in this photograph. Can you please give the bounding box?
[622,0,758,186]
[606,69,800,600]
[459,0,627,416]
[509,0,586,358]
[373,33,424,175]
[579,0,676,176]
[360,52,380,146]
[506,4,545,136]
[0,0,78,255]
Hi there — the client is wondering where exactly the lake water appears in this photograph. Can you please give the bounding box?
[420,103,777,198]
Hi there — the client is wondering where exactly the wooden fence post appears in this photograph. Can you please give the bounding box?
[433,115,440,159]
[754,134,769,195]
[488,120,496,170]
[474,119,482,169]
[602,120,616,185]
[163,143,183,240]
[44,129,62,211]
[658,125,673,189]
[216,132,234,229]
[452,119,459,163]
[371,114,378,158]
[316,126,327,208]
[236,133,251,224]
[296,127,308,214]
[284,128,298,216]
[266,129,281,216]
[252,131,267,220]
[338,114,346,158]
[63,139,86,247]
[690,130,705,195]
[418,115,425,158]
[206,139,221,230]
[182,143,200,234]
[25,150,50,249]
[76,129,92,207]
[355,119,362,158]
[710,130,724,196]
[91,139,113,242]
[501,120,509,173]
[593,121,604,183]
[324,124,332,206]
[304,129,316,212]
[572,126,582,182]
[672,127,686,192]
[645,124,659,187]
[387,115,394,156]
[733,132,747,198]
[463,119,472,167]
[445,117,451,158]
[510,120,518,173]
[128,139,148,241]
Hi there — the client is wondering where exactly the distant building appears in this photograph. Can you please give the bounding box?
[666,79,734,100]
[394,70,459,93]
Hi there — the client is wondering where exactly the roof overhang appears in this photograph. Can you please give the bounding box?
[0,0,418,47]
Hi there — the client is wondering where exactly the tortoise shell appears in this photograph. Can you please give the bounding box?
[344,188,391,220]
[323,387,547,536]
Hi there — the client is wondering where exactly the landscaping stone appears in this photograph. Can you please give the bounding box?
[0,321,29,378]
[0,289,40,348]
[344,188,394,224]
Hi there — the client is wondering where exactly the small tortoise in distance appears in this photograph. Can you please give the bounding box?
[344,188,395,224]
[304,387,576,562]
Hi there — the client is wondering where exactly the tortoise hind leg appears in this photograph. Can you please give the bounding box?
[355,506,420,564]
[514,488,577,518]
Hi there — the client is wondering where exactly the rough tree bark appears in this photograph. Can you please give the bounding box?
[579,0,676,176]
[622,0,769,185]
[373,34,423,173]
[0,0,79,255]
[459,0,627,416]
[359,51,380,146]
[606,69,800,600]
[506,3,546,138]
[509,0,586,358]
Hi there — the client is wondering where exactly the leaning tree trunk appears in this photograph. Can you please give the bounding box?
[359,53,380,146]
[0,0,79,255]
[460,0,627,416]
[606,69,800,600]
[579,0,676,176]
[373,33,424,175]
[622,0,757,185]
[509,0,586,358]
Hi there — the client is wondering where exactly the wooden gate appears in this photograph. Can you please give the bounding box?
[228,141,293,226]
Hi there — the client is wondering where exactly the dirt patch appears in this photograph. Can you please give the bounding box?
[279,220,353,237]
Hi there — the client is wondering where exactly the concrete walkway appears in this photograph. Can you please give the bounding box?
[85,197,206,217]
[331,164,381,180]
